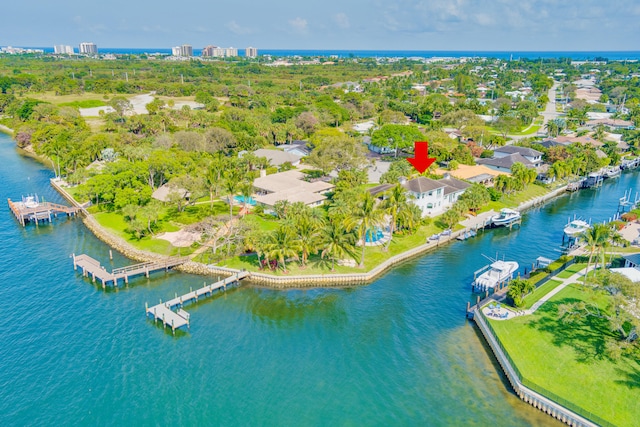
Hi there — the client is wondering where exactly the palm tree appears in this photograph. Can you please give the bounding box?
[244,231,268,270]
[321,221,357,271]
[264,225,301,273]
[239,181,254,216]
[344,190,385,268]
[204,155,226,210]
[581,223,612,285]
[295,216,323,267]
[224,170,241,220]
[381,183,410,249]
[545,121,559,137]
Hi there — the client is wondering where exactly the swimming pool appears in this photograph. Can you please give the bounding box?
[234,195,256,206]
[365,227,384,243]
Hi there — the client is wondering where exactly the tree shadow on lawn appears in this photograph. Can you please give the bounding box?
[527,297,618,363]
[614,365,640,389]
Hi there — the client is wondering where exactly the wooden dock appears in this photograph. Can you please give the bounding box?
[146,271,250,334]
[8,198,78,226]
[72,253,188,288]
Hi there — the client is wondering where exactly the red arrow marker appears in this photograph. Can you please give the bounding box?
[407,141,436,173]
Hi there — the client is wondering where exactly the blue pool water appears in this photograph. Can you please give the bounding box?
[365,227,385,243]
[234,195,256,206]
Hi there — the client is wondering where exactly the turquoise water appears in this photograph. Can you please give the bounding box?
[234,195,257,206]
[1,132,637,425]
[365,227,384,243]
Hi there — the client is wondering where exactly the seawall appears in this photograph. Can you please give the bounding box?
[473,309,599,427]
[50,177,570,288]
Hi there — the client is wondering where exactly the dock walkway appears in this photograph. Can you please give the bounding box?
[146,271,250,333]
[72,253,188,287]
[8,198,78,226]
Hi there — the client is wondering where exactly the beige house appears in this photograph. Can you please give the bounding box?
[253,170,333,212]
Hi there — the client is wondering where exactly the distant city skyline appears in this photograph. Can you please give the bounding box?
[1,0,639,51]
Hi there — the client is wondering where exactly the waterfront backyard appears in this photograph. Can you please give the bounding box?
[488,283,640,427]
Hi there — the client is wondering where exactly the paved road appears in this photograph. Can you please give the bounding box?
[506,82,563,142]
[541,82,562,126]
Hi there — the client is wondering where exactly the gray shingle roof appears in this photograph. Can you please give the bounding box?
[494,145,543,157]
[477,153,534,169]
[403,177,445,193]
[368,183,394,196]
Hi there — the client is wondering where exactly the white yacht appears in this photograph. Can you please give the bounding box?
[491,208,521,227]
[563,219,590,237]
[472,259,519,292]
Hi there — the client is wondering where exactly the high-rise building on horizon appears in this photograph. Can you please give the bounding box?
[79,42,97,55]
[202,45,237,58]
[245,47,258,58]
[54,45,74,55]
[201,45,218,57]
[172,44,193,57]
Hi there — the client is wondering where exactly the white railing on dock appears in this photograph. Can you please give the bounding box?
[146,271,250,334]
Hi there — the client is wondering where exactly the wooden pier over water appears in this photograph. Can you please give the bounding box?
[72,253,188,288]
[8,198,78,226]
[146,271,250,334]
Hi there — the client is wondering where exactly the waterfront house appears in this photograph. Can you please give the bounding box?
[253,170,334,213]
[400,174,470,217]
[152,183,190,203]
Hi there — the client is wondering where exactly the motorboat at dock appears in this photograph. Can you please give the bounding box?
[563,218,590,238]
[472,257,519,293]
[490,208,521,227]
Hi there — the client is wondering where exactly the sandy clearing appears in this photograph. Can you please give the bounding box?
[156,230,201,247]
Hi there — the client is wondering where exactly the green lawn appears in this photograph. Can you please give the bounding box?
[521,279,563,310]
[93,211,194,256]
[556,263,587,279]
[25,92,119,105]
[489,284,640,427]
[59,99,107,108]
[480,184,550,213]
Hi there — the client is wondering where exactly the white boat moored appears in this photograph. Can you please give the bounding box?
[491,208,521,227]
[472,259,519,292]
[563,219,590,237]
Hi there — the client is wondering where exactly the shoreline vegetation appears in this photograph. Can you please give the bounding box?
[51,174,568,287]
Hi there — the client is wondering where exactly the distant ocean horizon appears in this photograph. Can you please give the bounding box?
[23,47,640,60]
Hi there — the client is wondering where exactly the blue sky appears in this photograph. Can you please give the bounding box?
[2,0,640,51]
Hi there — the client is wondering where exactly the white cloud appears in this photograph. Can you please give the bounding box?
[226,20,253,35]
[333,13,350,29]
[289,17,308,34]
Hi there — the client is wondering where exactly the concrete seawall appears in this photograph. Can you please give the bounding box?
[50,177,570,288]
[473,309,598,427]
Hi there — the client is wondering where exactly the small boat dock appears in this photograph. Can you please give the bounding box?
[8,196,78,226]
[146,271,250,334]
[72,253,188,287]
